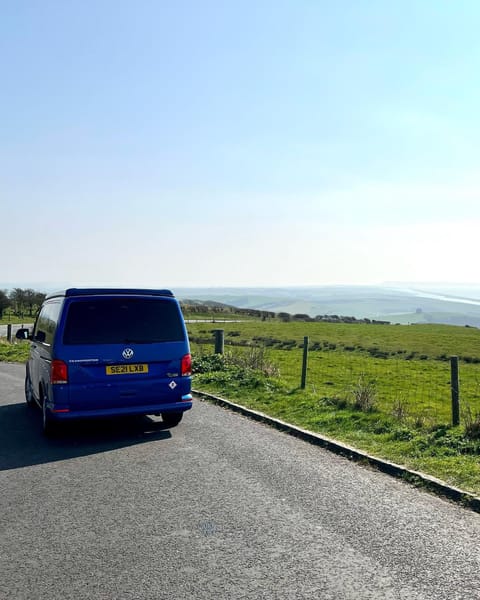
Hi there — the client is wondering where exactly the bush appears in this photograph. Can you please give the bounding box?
[463,405,480,440]
[320,396,348,410]
[226,347,280,377]
[197,367,269,389]
[391,427,414,441]
[350,373,377,412]
[192,353,227,374]
[392,396,409,422]
[193,347,280,379]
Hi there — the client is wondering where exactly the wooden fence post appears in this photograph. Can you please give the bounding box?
[450,356,460,426]
[301,336,309,389]
[7,324,12,343]
[213,329,224,355]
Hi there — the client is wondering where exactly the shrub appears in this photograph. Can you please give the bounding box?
[463,356,480,364]
[252,336,281,347]
[392,396,409,422]
[350,373,377,412]
[198,367,269,390]
[373,422,393,434]
[226,347,280,377]
[391,427,414,441]
[463,405,480,440]
[368,347,389,359]
[320,396,348,410]
[192,353,227,374]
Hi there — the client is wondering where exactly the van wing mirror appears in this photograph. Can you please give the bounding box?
[15,328,31,340]
[34,331,46,343]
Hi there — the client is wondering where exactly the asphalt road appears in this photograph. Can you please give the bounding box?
[2,362,480,599]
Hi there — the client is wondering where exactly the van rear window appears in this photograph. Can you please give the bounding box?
[63,298,185,345]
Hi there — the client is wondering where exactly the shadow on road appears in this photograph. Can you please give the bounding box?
[0,402,173,471]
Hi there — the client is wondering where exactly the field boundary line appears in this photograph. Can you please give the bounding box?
[193,388,480,513]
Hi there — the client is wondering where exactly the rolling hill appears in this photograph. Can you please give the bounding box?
[176,284,480,326]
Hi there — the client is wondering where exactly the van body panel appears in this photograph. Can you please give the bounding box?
[45,399,193,421]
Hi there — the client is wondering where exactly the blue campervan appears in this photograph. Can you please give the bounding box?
[16,288,193,435]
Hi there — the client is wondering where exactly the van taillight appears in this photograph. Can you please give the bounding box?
[51,360,68,384]
[181,353,192,376]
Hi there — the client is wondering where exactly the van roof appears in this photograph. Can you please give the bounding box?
[45,288,175,300]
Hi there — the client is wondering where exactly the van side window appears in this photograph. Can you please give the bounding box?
[34,301,62,345]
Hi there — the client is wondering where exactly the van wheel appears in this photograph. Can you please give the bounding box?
[25,375,35,408]
[42,396,57,436]
[161,412,183,428]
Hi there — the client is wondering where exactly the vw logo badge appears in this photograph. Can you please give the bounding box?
[122,348,134,360]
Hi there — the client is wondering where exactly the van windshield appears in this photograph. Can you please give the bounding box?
[63,297,185,345]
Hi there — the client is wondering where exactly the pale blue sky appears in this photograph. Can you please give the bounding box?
[2,1,480,287]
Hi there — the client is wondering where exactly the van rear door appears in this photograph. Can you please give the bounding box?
[57,295,190,412]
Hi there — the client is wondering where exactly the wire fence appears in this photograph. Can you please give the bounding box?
[191,338,480,427]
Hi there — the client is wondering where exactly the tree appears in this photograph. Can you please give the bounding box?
[8,288,45,317]
[9,288,26,315]
[33,291,46,312]
[24,289,45,316]
[0,290,10,318]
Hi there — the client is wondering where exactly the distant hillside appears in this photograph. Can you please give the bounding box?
[176,285,480,327]
[3,282,480,327]
[181,298,237,309]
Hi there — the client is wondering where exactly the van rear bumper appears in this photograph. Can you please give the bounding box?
[46,396,193,420]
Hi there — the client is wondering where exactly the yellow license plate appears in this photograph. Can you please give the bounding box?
[106,364,149,375]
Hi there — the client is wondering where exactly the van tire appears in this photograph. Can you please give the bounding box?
[42,395,57,436]
[25,374,35,408]
[161,412,183,428]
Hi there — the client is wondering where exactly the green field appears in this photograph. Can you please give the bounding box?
[188,319,480,360]
[0,316,34,325]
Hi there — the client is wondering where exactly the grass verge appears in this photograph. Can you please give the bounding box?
[0,340,30,363]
